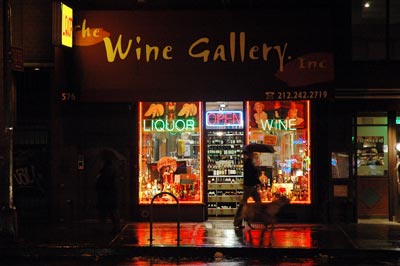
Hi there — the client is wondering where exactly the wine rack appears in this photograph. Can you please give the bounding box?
[206,130,244,216]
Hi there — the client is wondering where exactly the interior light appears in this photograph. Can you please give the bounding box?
[219,102,228,111]
[364,1,370,8]
[395,143,400,152]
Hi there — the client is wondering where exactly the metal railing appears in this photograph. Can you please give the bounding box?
[149,192,180,247]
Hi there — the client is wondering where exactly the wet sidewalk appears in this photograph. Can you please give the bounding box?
[1,218,400,260]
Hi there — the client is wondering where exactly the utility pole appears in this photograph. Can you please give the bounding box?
[0,0,18,241]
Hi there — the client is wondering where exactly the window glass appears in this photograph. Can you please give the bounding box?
[356,114,388,177]
[138,102,203,204]
[332,152,350,179]
[247,100,311,204]
[357,116,387,125]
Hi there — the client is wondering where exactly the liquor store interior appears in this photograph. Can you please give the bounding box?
[138,100,311,217]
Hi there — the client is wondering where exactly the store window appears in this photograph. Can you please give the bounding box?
[246,100,311,204]
[355,114,388,177]
[138,102,203,204]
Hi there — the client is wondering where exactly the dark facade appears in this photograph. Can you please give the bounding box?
[1,0,400,227]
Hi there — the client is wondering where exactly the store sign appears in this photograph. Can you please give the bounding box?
[260,119,297,131]
[143,119,196,132]
[206,111,243,128]
[52,1,73,47]
[72,11,334,101]
[61,3,73,47]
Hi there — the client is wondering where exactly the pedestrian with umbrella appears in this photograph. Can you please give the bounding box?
[233,147,260,228]
[233,143,275,229]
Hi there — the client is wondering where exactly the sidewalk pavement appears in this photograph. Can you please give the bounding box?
[1,218,400,260]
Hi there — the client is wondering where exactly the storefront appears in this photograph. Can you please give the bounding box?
[54,8,334,222]
[328,96,400,223]
[135,100,310,220]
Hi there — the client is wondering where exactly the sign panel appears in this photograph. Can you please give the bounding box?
[72,10,334,102]
[206,111,243,129]
[61,3,73,47]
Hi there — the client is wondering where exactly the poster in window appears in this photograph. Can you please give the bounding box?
[356,136,385,176]
[331,152,349,179]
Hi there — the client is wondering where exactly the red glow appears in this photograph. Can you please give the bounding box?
[131,222,314,249]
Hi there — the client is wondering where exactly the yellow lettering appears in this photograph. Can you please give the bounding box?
[240,32,245,62]
[230,32,235,62]
[188,37,210,62]
[93,28,100,37]
[136,36,141,60]
[81,19,91,38]
[146,45,159,62]
[163,46,173,60]
[262,44,273,61]
[274,43,288,72]
[249,46,259,60]
[103,35,132,62]
[213,45,227,61]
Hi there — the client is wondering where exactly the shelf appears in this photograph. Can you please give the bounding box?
[208,196,240,202]
[208,208,237,216]
[208,183,242,190]
[208,175,243,178]
[206,130,244,217]
[207,144,243,146]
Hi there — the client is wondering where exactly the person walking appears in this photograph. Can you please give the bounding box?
[95,157,120,233]
[233,149,261,229]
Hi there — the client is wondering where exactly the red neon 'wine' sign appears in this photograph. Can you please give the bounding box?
[206,111,243,128]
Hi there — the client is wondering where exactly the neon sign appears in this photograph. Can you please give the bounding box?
[260,119,297,131]
[143,119,196,132]
[206,111,243,128]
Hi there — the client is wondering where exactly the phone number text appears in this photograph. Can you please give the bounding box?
[265,90,329,100]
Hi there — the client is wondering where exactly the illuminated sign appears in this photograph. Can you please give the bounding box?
[259,119,297,131]
[61,2,73,47]
[206,111,243,128]
[143,119,196,132]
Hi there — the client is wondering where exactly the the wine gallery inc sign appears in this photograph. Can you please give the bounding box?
[70,10,334,101]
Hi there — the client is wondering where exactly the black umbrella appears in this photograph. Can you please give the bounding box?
[243,143,275,153]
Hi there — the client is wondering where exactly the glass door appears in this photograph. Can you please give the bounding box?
[355,113,389,220]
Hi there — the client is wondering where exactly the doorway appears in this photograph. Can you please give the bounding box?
[355,114,389,220]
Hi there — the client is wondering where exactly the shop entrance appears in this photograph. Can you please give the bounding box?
[355,113,399,222]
